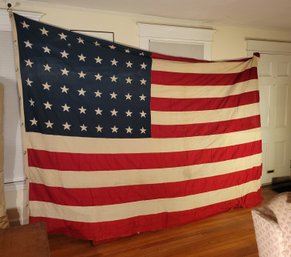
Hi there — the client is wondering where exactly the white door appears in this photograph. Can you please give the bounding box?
[257,54,291,184]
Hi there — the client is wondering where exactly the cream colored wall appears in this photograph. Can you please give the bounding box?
[212,26,291,59]
[1,1,291,224]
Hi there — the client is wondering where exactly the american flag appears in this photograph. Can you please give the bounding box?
[13,13,262,242]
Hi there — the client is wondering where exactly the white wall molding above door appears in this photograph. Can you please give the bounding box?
[247,39,291,55]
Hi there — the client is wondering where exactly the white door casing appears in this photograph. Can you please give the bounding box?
[138,23,214,60]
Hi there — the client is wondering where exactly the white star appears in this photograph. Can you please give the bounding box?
[43,64,52,72]
[139,94,146,101]
[125,49,131,53]
[25,59,33,67]
[78,106,87,114]
[26,78,33,87]
[125,126,133,134]
[42,82,51,90]
[109,44,116,50]
[94,90,102,97]
[24,40,33,48]
[61,67,69,76]
[110,75,118,82]
[42,46,51,54]
[94,41,101,47]
[110,92,117,99]
[95,108,103,115]
[29,98,35,106]
[140,110,147,118]
[96,125,103,133]
[60,85,69,93]
[21,21,30,29]
[140,127,146,134]
[125,93,132,100]
[78,54,86,62]
[59,32,67,40]
[43,101,53,110]
[110,109,118,116]
[111,58,118,66]
[139,52,145,56]
[30,118,38,126]
[80,124,87,131]
[77,37,84,44]
[125,110,133,117]
[111,126,118,133]
[140,78,147,85]
[140,62,148,69]
[95,56,103,64]
[95,73,102,81]
[126,61,133,68]
[40,27,49,36]
[45,120,54,128]
[60,50,69,59]
[62,104,70,112]
[78,88,86,96]
[125,77,133,84]
[62,122,71,130]
[78,71,86,79]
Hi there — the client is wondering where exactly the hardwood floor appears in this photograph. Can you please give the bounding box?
[48,188,277,257]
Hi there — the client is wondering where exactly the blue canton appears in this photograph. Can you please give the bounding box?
[14,13,152,138]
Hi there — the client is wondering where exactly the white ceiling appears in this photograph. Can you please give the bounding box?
[15,0,291,30]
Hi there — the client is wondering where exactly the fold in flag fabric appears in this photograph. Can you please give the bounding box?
[12,13,262,242]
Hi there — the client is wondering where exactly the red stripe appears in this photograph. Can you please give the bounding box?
[152,115,261,138]
[30,190,262,242]
[151,53,256,63]
[27,140,262,171]
[151,91,259,111]
[151,67,258,85]
[29,166,262,206]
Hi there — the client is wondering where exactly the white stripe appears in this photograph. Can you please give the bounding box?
[29,179,261,222]
[25,128,261,154]
[152,103,259,125]
[28,154,262,188]
[151,79,258,99]
[152,57,258,74]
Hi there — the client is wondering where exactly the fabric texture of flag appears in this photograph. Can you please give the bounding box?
[12,13,262,242]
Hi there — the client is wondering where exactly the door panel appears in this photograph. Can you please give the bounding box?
[275,84,288,127]
[258,54,291,184]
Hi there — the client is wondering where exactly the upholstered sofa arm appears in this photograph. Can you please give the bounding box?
[252,208,285,257]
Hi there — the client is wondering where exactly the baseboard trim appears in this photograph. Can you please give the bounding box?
[4,180,27,191]
[4,180,28,225]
